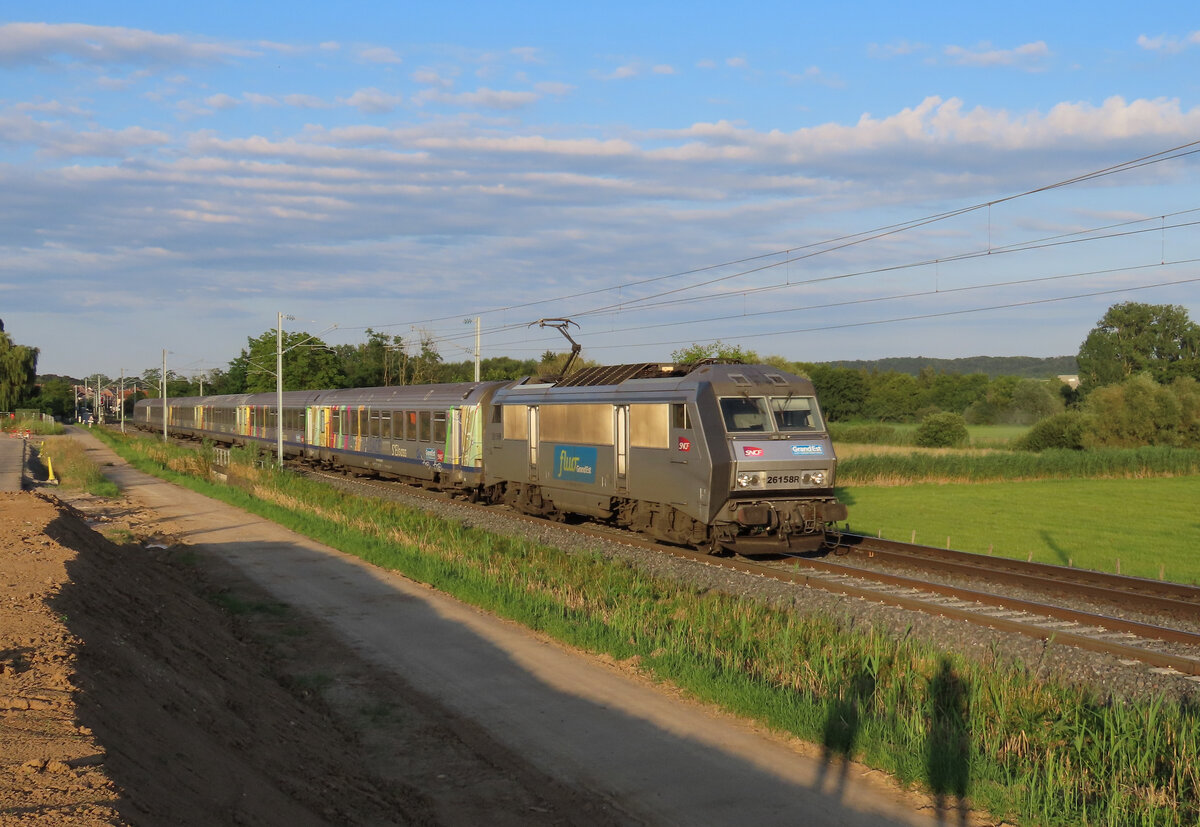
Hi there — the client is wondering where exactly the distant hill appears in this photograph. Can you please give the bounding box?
[822,355,1078,379]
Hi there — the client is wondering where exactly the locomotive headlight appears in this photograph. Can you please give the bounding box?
[736,471,765,489]
[810,471,827,486]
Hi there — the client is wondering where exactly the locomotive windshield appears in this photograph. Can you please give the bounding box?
[769,396,822,431]
[719,396,823,432]
[719,397,771,432]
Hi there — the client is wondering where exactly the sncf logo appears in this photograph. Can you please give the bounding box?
[678,437,691,452]
[743,446,764,457]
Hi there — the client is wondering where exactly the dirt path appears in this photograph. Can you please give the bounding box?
[2,429,958,825]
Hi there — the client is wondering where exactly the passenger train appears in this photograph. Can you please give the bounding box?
[134,361,847,555]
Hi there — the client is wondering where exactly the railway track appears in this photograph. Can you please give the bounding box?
[838,533,1200,619]
[298,466,1200,680]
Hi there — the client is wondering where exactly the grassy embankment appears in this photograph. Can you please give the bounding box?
[92,428,1199,827]
[37,433,120,496]
[2,416,65,436]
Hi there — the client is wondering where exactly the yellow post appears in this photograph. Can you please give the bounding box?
[46,455,57,484]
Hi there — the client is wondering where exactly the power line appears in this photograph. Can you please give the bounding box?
[409,209,1200,353]
[349,137,1200,335]
[576,276,1200,352]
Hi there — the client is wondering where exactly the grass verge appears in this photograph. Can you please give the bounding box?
[93,428,1200,826]
[3,417,65,436]
[38,436,120,496]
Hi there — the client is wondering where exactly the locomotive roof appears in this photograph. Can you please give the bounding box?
[499,362,815,401]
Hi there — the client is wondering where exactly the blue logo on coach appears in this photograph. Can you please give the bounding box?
[552,444,597,483]
[791,444,823,456]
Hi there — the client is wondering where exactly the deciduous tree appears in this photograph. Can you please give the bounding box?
[1077,302,1200,390]
[0,320,38,411]
[238,329,346,393]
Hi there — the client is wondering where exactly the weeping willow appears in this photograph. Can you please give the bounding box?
[0,319,38,412]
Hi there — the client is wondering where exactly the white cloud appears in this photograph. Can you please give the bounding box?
[511,47,542,64]
[0,22,251,67]
[535,81,573,96]
[95,69,155,90]
[242,92,280,107]
[9,87,1200,377]
[868,40,925,59]
[416,87,540,110]
[1137,31,1200,53]
[355,45,403,64]
[726,57,748,68]
[413,68,455,88]
[783,66,843,88]
[205,93,240,110]
[12,100,88,116]
[0,111,170,158]
[605,64,639,80]
[944,41,1051,69]
[284,93,329,109]
[652,64,677,75]
[342,87,405,113]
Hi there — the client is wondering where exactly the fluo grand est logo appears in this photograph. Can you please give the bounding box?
[552,444,598,483]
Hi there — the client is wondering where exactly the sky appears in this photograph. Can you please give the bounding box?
[3,2,1200,381]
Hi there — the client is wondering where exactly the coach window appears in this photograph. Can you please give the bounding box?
[432,411,447,444]
[418,411,431,442]
[369,410,380,438]
[719,397,772,432]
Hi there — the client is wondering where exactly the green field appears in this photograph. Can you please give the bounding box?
[840,476,1200,585]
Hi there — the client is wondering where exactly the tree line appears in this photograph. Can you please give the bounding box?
[8,302,1200,451]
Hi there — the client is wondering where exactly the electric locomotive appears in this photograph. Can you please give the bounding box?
[481,361,845,554]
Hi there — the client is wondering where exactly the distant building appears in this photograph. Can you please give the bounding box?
[1057,374,1080,389]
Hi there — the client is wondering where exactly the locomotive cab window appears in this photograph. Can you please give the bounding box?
[670,403,691,430]
[719,397,772,432]
[769,396,822,431]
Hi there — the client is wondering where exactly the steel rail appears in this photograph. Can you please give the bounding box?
[839,533,1200,615]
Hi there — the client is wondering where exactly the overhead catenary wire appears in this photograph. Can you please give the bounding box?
[347,137,1200,335]
[335,138,1200,359]
[401,209,1200,355]
[485,275,1200,355]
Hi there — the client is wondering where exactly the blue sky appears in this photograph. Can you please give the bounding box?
[3,2,1199,379]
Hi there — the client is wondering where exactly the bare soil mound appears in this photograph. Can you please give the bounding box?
[1,490,623,825]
